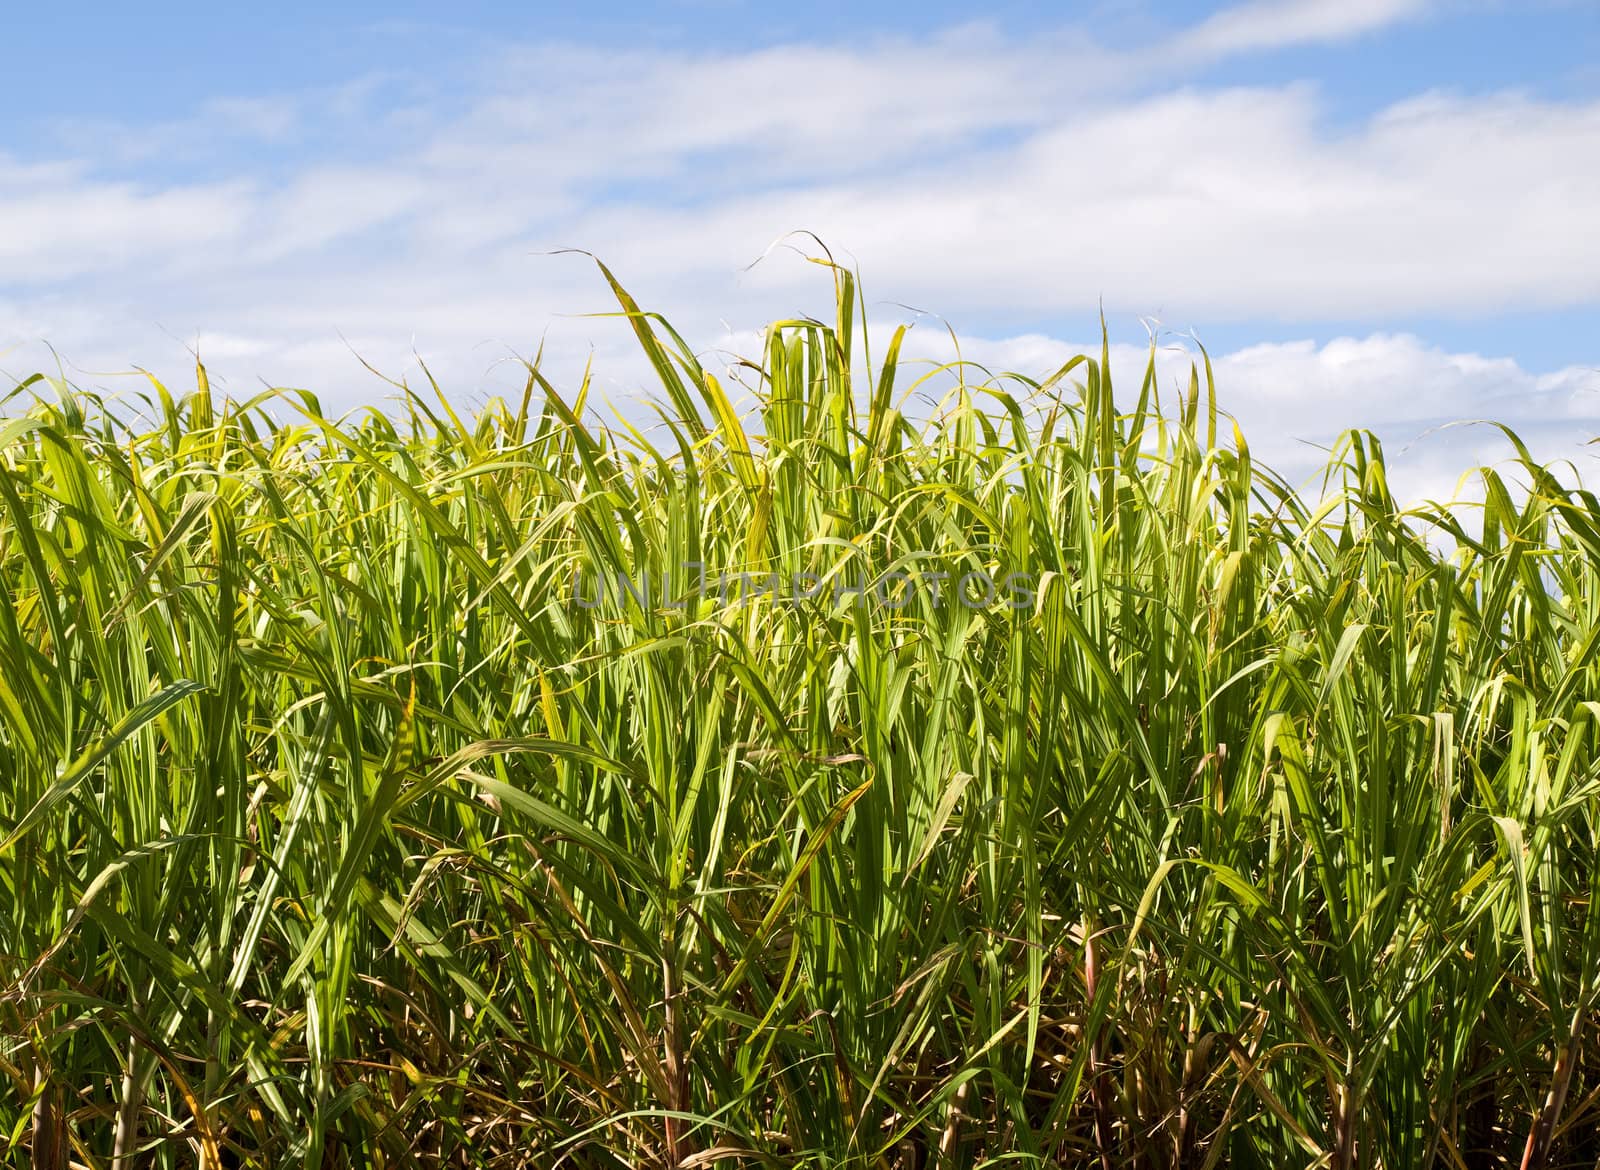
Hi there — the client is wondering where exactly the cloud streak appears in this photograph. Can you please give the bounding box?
[1173,0,1433,57]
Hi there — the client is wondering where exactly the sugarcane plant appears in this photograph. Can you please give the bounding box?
[2,256,1599,1168]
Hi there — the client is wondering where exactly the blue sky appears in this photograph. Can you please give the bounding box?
[3,0,1598,497]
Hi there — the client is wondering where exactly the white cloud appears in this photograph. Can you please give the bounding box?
[7,29,1597,320]
[458,26,1100,175]
[0,179,253,281]
[1174,0,1432,58]
[249,168,430,261]
[16,78,1598,320]
[583,84,1600,321]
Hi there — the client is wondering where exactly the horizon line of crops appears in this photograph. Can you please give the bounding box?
[3,256,1600,1168]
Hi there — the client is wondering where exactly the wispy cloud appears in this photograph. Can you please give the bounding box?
[1173,0,1433,57]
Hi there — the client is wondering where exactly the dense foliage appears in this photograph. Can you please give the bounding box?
[4,263,1600,1168]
